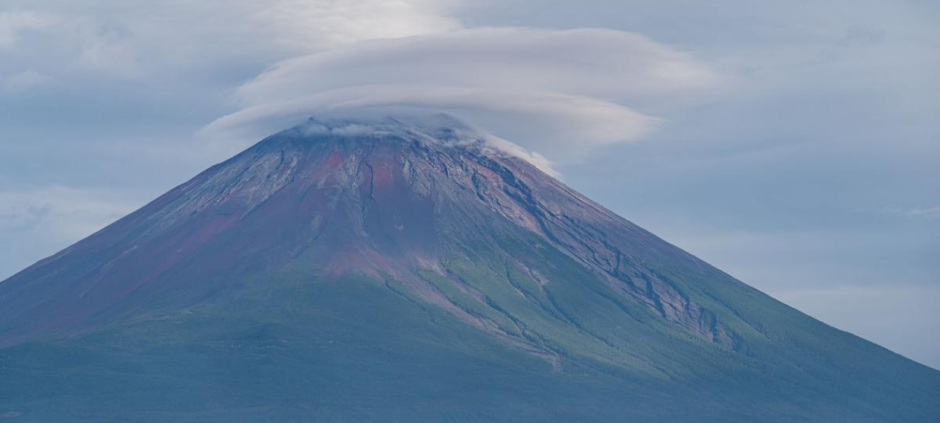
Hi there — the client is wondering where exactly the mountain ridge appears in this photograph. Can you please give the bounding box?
[1,114,937,422]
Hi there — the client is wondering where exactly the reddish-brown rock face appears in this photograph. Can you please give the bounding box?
[0,117,734,350]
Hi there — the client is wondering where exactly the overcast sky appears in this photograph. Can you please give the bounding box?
[0,0,937,368]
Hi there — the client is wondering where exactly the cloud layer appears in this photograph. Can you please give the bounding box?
[206,27,720,161]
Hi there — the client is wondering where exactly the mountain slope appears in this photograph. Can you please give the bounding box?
[1,115,937,422]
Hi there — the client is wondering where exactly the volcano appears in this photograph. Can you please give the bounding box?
[1,115,937,422]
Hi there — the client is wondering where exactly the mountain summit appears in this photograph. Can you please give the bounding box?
[1,115,937,422]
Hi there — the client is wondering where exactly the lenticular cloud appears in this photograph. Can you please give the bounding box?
[204,27,721,162]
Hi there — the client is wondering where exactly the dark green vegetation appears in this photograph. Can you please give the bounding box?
[1,117,938,422]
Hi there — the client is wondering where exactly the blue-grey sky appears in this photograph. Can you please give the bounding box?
[1,0,937,368]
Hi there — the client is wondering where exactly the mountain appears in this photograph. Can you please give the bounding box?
[1,115,937,422]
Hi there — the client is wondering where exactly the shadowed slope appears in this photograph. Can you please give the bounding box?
[1,115,937,422]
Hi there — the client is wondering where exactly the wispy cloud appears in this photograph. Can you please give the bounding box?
[0,11,57,49]
[0,69,58,92]
[0,185,145,280]
[878,206,940,218]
